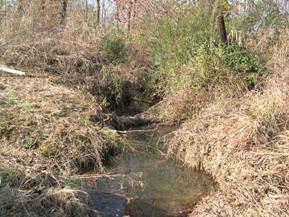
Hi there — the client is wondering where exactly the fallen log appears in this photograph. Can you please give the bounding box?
[0,66,26,76]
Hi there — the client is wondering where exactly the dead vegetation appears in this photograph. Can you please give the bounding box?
[167,32,289,216]
[0,6,149,216]
[0,74,123,175]
[1,31,97,73]
[0,72,128,216]
[0,31,145,110]
[0,158,104,217]
[0,7,144,111]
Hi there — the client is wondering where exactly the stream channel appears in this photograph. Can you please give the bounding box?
[88,125,214,217]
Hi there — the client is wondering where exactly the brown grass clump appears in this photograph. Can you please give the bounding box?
[0,27,142,111]
[0,74,121,175]
[167,32,289,216]
[0,3,143,111]
[148,68,246,124]
[0,156,104,217]
[0,30,102,75]
[0,3,103,74]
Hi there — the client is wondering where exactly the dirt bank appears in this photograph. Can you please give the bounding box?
[167,33,289,216]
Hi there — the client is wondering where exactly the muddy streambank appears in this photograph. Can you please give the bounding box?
[86,117,215,217]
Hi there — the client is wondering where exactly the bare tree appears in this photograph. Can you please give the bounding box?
[96,0,100,25]
[16,0,25,15]
[60,0,68,24]
[127,0,133,33]
[213,0,228,45]
[217,15,228,45]
[85,0,88,21]
[116,0,120,28]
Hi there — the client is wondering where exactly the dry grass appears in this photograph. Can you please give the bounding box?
[0,158,104,217]
[0,8,143,216]
[0,5,135,105]
[167,32,289,216]
[0,22,142,111]
[0,74,122,175]
[0,2,104,74]
[147,70,246,124]
[0,30,102,75]
[0,73,124,216]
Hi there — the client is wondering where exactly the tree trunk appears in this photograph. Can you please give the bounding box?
[85,0,88,22]
[217,15,228,45]
[133,0,137,19]
[60,0,68,24]
[116,1,120,28]
[101,0,105,27]
[127,0,133,34]
[96,0,100,26]
[16,0,25,15]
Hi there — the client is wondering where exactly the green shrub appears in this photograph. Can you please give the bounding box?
[222,43,264,89]
[223,44,261,74]
[141,3,214,97]
[135,2,266,106]
[101,31,129,63]
[189,42,227,89]
[189,42,264,90]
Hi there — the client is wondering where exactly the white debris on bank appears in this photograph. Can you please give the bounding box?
[0,66,26,76]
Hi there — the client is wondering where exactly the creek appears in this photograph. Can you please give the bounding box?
[88,125,214,217]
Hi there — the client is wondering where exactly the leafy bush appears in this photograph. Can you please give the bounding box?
[222,43,264,89]
[188,42,264,91]
[141,3,214,97]
[223,44,261,73]
[101,31,129,63]
[143,13,264,97]
[189,43,226,89]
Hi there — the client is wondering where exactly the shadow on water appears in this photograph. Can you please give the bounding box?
[89,191,127,217]
[88,126,215,217]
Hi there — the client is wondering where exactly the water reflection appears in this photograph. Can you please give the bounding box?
[89,127,214,217]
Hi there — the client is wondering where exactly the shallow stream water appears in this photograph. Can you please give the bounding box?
[89,126,214,217]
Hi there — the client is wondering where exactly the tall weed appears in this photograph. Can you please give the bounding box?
[140,3,264,102]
